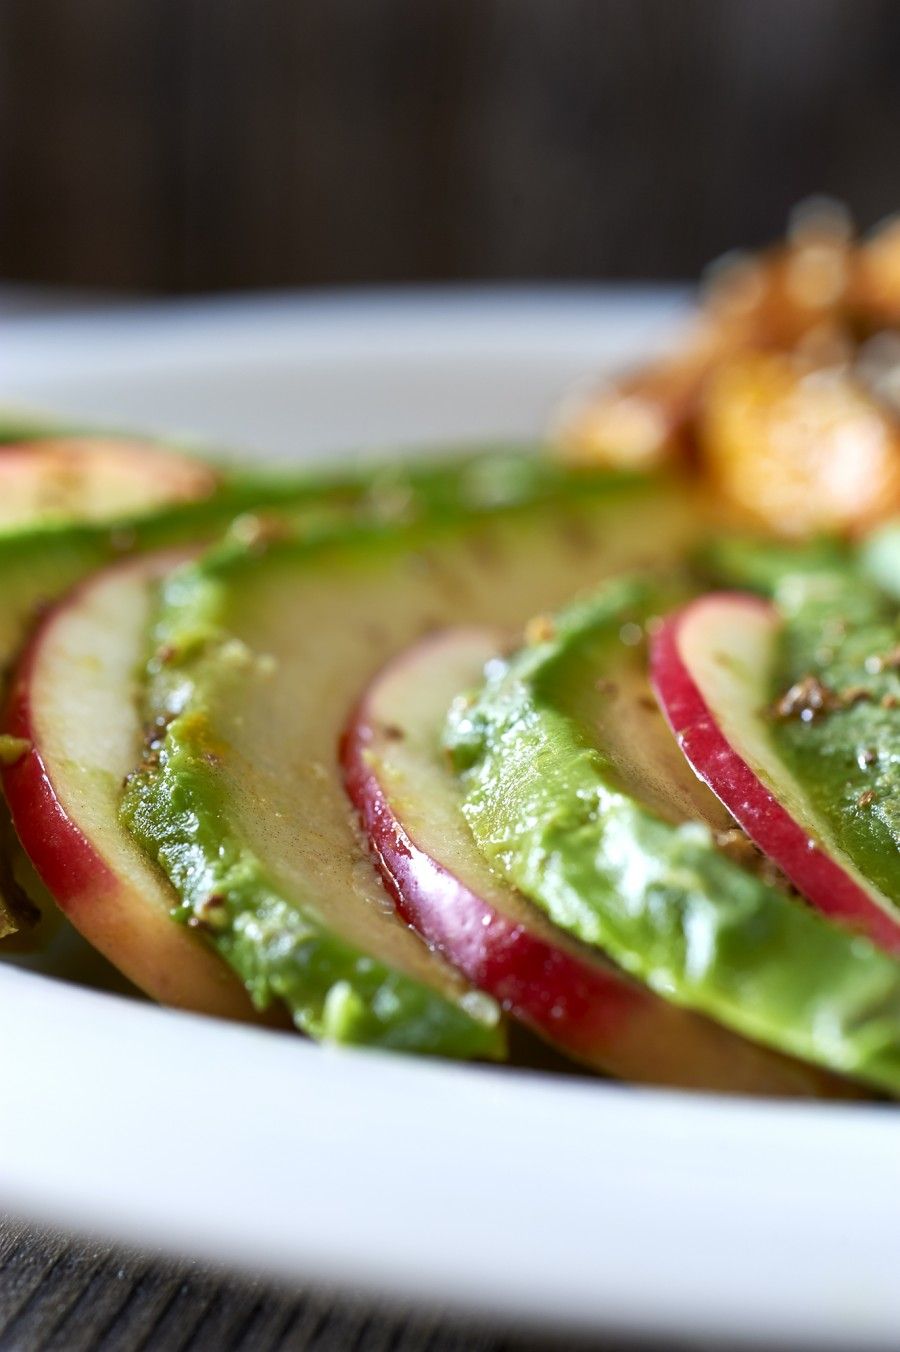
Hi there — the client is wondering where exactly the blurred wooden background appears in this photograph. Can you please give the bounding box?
[1,0,900,293]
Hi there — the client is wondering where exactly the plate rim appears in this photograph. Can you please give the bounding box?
[1,287,897,1351]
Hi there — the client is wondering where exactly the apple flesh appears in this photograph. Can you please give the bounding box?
[0,438,218,531]
[342,626,853,1095]
[651,592,900,955]
[1,552,260,1020]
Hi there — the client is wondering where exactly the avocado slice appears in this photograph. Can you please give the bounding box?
[445,574,900,1095]
[652,591,900,956]
[695,539,900,910]
[121,475,699,1054]
[768,568,900,909]
[343,625,855,1095]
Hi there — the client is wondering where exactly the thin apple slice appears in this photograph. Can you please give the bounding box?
[651,592,900,954]
[342,626,855,1095]
[0,438,218,531]
[0,552,259,1019]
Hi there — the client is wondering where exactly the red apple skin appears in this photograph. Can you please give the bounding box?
[343,717,642,1059]
[0,438,219,527]
[651,592,900,957]
[1,557,261,1021]
[340,635,856,1095]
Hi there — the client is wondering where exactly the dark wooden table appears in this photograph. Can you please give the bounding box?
[0,1220,715,1352]
[3,0,900,297]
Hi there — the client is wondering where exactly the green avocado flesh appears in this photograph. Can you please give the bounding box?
[120,477,698,1056]
[445,574,900,1094]
[769,570,900,909]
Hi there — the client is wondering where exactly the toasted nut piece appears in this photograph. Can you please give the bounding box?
[554,222,855,472]
[705,199,853,347]
[698,351,900,536]
[553,379,679,470]
[851,215,900,327]
[552,313,727,470]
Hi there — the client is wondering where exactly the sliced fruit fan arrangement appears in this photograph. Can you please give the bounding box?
[2,200,899,1098]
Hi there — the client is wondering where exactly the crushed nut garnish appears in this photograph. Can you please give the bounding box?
[773,674,841,722]
[840,685,872,707]
[189,893,229,933]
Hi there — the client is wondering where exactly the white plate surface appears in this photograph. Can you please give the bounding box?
[1,287,897,1350]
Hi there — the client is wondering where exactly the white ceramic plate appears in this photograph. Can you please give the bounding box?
[1,288,897,1351]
